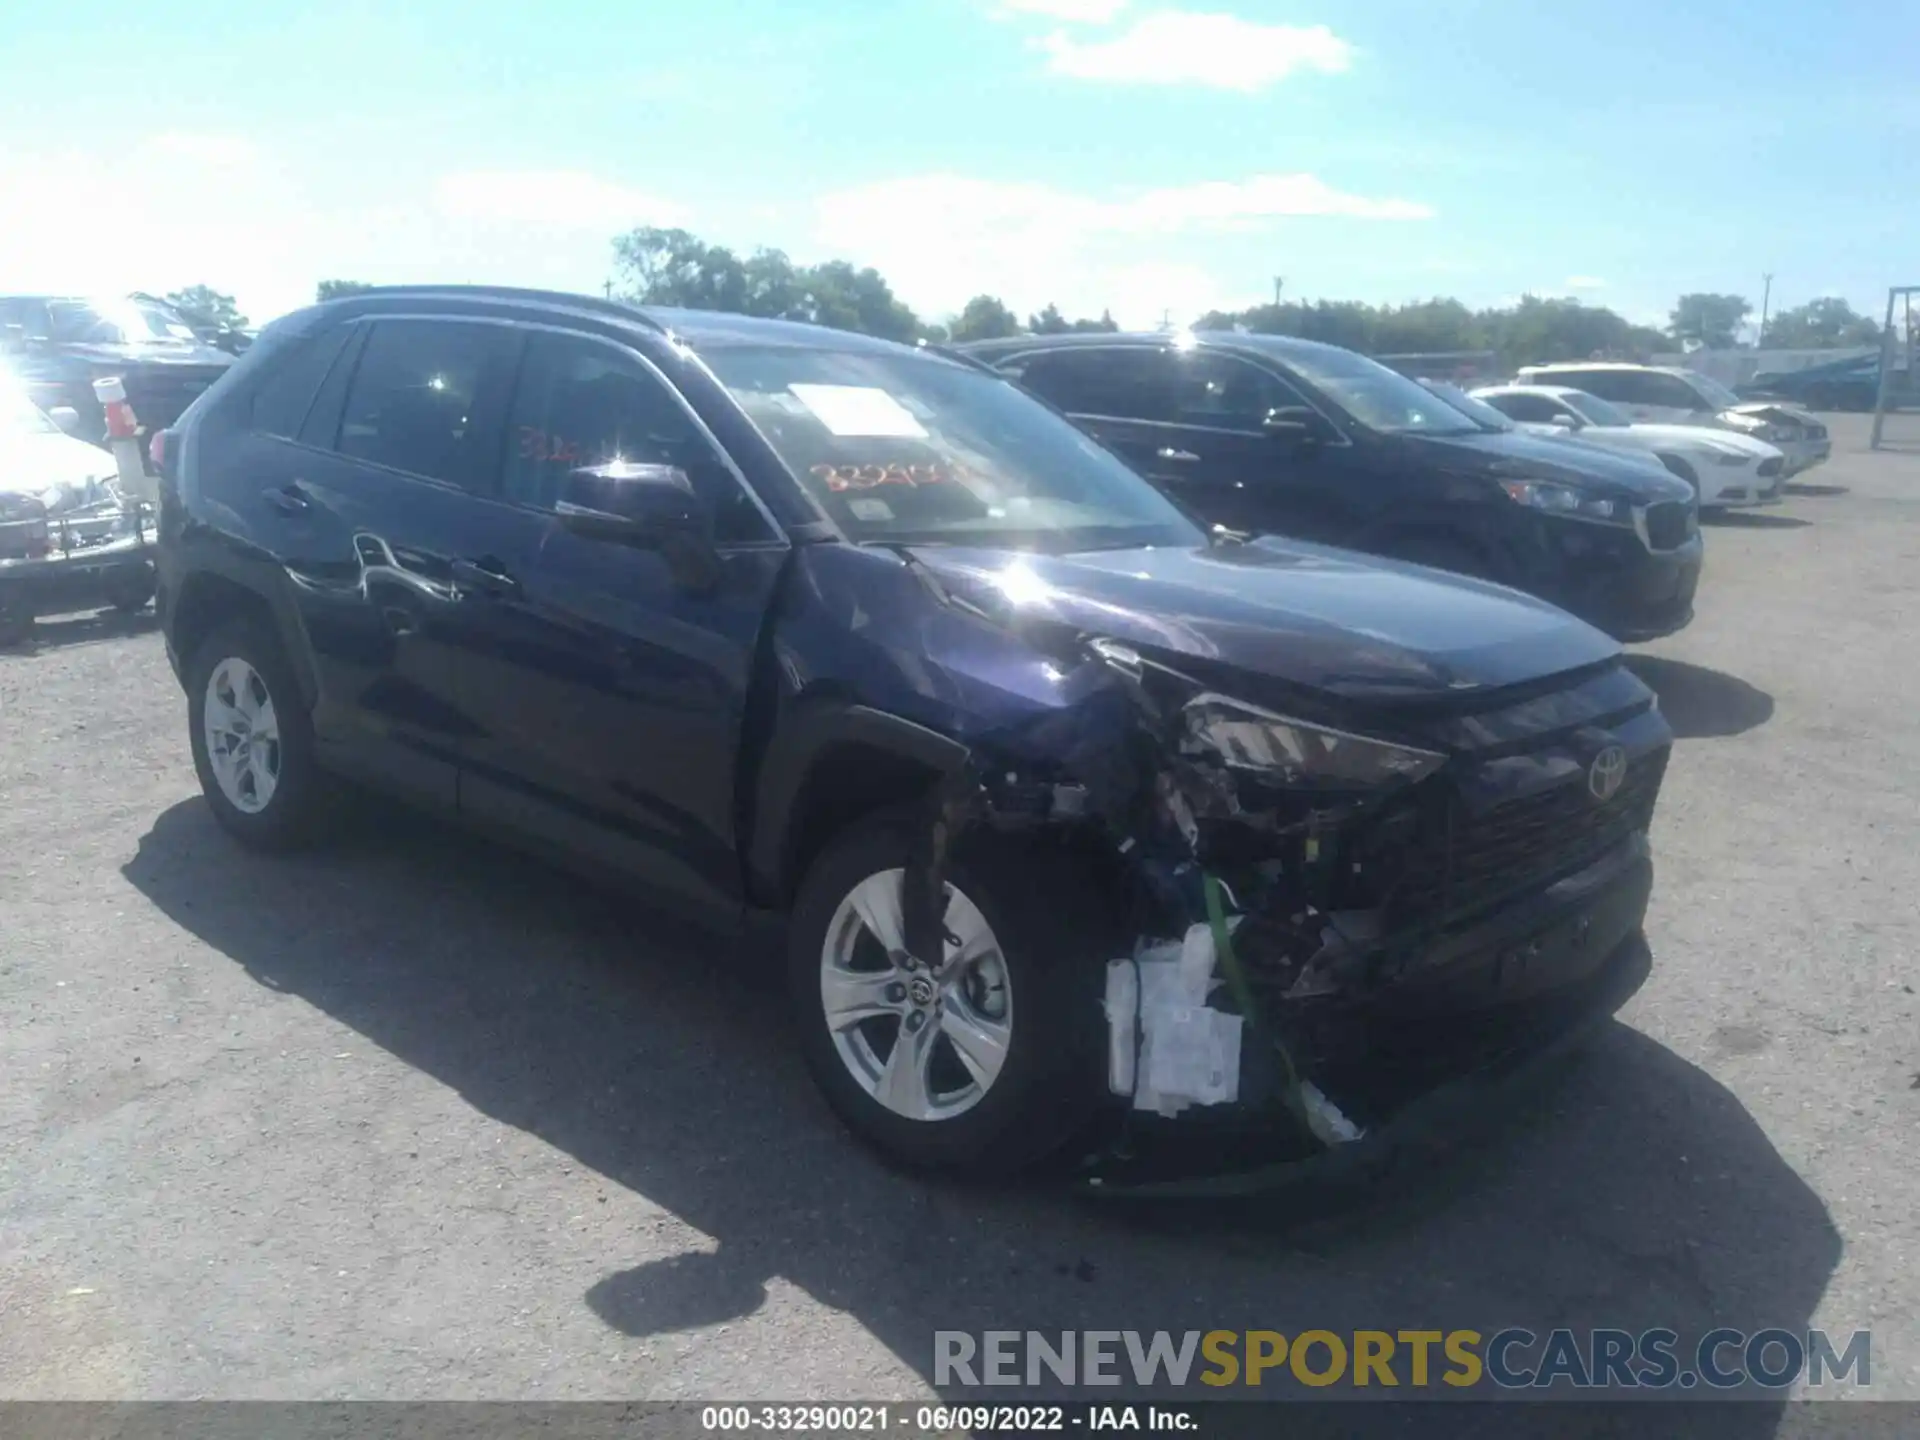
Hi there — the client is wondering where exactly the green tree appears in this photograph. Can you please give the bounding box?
[165,285,246,335]
[1071,309,1120,333]
[1762,297,1880,349]
[1669,292,1752,349]
[315,280,374,303]
[1029,303,1070,334]
[948,295,1021,343]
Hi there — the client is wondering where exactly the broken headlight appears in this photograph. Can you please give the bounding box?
[1181,693,1445,792]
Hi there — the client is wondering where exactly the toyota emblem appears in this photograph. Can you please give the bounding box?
[1588,745,1628,803]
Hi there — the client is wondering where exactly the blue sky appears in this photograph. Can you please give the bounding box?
[2,0,1913,331]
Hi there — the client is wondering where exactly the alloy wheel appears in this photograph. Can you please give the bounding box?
[820,868,1013,1122]
[203,657,282,815]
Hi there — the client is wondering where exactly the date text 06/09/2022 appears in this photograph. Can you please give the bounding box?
[699,1405,1195,1433]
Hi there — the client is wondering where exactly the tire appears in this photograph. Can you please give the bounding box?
[104,565,157,614]
[186,618,333,851]
[0,598,32,648]
[787,810,1117,1175]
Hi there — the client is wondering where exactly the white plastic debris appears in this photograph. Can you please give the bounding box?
[1299,1080,1365,1145]
[1104,921,1244,1116]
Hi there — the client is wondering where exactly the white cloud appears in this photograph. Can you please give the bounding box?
[0,137,690,325]
[997,0,1128,20]
[1038,12,1352,90]
[814,172,1428,326]
[433,170,687,231]
[1565,275,1606,290]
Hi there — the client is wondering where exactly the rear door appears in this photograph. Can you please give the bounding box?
[265,315,525,805]
[448,328,791,916]
[1010,344,1344,539]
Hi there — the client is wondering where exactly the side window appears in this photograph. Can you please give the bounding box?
[1171,353,1305,430]
[249,326,354,438]
[503,333,771,545]
[0,298,51,339]
[1015,349,1175,422]
[1558,370,1625,403]
[1486,393,1549,422]
[1649,373,1711,410]
[1524,393,1577,422]
[334,320,518,491]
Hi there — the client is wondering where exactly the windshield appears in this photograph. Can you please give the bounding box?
[704,345,1203,551]
[47,298,199,346]
[1685,371,1742,408]
[1418,380,1513,431]
[1560,391,1634,427]
[1282,346,1479,434]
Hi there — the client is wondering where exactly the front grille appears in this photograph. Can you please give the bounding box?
[1758,456,1783,478]
[121,367,226,431]
[1644,500,1691,550]
[1385,748,1668,926]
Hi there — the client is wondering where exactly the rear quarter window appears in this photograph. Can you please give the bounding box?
[247,325,355,438]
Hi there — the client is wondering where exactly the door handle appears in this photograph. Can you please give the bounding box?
[451,556,520,597]
[266,481,311,515]
[1156,447,1201,464]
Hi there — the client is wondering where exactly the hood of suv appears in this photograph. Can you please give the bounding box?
[905,535,1620,702]
[1391,426,1688,501]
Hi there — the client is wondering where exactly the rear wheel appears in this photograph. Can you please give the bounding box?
[186,619,333,850]
[787,811,1115,1175]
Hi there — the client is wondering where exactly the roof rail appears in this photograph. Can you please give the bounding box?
[333,284,668,333]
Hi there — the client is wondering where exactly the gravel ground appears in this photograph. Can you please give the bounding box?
[1,414,1915,1411]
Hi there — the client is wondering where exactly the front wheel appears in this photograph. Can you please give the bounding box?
[787,813,1115,1175]
[186,619,333,850]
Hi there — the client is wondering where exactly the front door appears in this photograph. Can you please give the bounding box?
[449,329,791,917]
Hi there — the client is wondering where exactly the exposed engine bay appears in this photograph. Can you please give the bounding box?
[888,557,1670,1189]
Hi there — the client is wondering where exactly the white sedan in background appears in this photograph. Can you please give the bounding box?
[1472,384,1789,511]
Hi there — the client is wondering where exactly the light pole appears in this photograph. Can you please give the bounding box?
[1759,273,1773,347]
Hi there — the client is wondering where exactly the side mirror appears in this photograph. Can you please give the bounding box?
[555,461,722,591]
[1549,412,1583,430]
[47,405,81,435]
[1263,405,1325,442]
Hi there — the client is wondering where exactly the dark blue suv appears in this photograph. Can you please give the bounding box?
[964,332,1702,643]
[153,287,1670,1186]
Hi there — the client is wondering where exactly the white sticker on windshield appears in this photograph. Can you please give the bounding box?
[848,497,894,521]
[789,384,929,439]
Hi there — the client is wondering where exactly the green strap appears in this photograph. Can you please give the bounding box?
[1204,872,1313,1137]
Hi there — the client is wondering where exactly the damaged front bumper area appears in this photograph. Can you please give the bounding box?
[1086,835,1654,1195]
[931,628,1670,1194]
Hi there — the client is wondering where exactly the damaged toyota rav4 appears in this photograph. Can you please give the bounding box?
[154,288,1671,1188]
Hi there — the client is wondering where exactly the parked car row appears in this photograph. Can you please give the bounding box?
[961,332,1704,643]
[1463,383,1792,510]
[1740,350,1918,413]
[144,286,1689,1188]
[1511,362,1832,477]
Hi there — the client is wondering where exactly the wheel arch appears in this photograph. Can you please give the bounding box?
[748,698,971,907]
[168,563,319,710]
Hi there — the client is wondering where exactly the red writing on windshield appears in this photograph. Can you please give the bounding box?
[518,426,585,467]
[810,462,954,493]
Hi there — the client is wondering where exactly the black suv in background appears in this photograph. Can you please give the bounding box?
[0,294,235,451]
[152,288,1671,1186]
[963,332,1701,643]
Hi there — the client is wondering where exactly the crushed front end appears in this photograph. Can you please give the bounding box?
[956,630,1673,1191]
